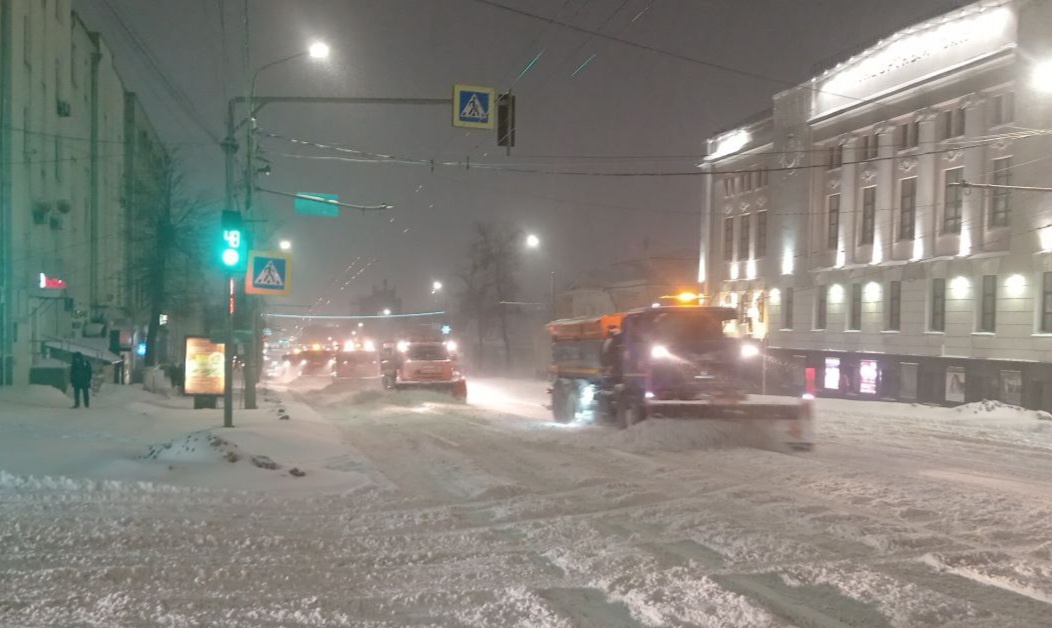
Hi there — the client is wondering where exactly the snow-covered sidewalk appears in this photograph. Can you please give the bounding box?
[5,379,1052,626]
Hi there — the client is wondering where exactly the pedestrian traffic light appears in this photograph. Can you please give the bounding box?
[220,210,244,269]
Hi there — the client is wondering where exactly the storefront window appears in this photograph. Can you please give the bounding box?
[824,357,840,390]
[859,360,878,394]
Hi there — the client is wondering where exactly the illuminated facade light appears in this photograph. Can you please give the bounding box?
[912,238,923,261]
[864,281,882,301]
[871,235,883,264]
[958,229,971,257]
[835,250,846,268]
[746,259,757,280]
[1040,226,1052,252]
[950,276,970,298]
[1033,59,1052,93]
[1005,273,1026,297]
[781,250,794,276]
[729,262,740,280]
[829,284,845,303]
[708,129,750,161]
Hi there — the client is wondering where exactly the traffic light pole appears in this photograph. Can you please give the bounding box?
[222,107,237,428]
[223,276,234,428]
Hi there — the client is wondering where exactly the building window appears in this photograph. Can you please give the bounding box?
[723,217,734,262]
[1042,272,1052,333]
[739,214,751,260]
[990,157,1011,227]
[861,133,879,160]
[940,107,966,140]
[898,120,919,150]
[899,178,916,241]
[827,144,843,170]
[887,281,901,331]
[826,194,840,250]
[931,278,946,332]
[756,211,767,258]
[816,285,828,330]
[824,357,840,390]
[849,283,862,331]
[943,168,963,234]
[980,275,997,333]
[992,92,1014,126]
[759,168,769,187]
[54,137,62,182]
[860,186,876,246]
[783,286,794,330]
[71,39,78,87]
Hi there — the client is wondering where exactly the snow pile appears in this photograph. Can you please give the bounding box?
[954,400,1052,421]
[601,418,783,453]
[0,383,71,407]
[141,430,305,476]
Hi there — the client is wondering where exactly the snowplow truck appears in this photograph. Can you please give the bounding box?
[547,305,813,450]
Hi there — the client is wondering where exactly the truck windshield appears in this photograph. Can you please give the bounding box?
[642,310,726,345]
[407,344,449,360]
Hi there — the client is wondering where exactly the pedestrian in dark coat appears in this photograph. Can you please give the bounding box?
[70,352,92,408]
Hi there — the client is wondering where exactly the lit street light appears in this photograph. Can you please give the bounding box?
[432,280,443,294]
[308,41,331,59]
[279,240,292,251]
[525,233,540,249]
[382,308,392,316]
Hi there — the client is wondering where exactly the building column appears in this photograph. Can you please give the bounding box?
[961,93,987,254]
[875,121,895,264]
[840,135,859,265]
[915,108,939,261]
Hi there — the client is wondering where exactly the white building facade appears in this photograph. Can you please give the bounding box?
[700,0,1052,408]
[0,1,166,385]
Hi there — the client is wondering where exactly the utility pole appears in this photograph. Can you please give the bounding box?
[222,104,238,428]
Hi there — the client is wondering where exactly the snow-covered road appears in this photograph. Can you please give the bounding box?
[5,379,1052,626]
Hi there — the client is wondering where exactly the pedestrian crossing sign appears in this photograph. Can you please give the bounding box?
[453,84,495,129]
[245,251,291,296]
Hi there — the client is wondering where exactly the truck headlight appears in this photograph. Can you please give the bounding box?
[740,343,761,359]
[650,345,673,360]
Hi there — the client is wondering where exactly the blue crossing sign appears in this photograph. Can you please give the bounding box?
[245,251,291,296]
[453,84,495,129]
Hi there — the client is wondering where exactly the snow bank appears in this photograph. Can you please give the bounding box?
[601,418,783,453]
[953,399,1052,421]
[0,383,71,407]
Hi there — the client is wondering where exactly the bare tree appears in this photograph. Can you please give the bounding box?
[129,151,212,367]
[456,222,521,369]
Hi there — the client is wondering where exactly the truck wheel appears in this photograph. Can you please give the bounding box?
[552,380,574,423]
[617,394,645,429]
[452,380,467,402]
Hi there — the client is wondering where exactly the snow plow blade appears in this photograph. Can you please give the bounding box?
[646,399,815,451]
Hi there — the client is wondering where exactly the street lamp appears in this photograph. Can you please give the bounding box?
[221,41,330,421]
[382,308,391,316]
[525,233,540,249]
[432,280,443,294]
[308,42,330,60]
[279,239,292,251]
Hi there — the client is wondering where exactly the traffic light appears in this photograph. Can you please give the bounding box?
[220,210,244,269]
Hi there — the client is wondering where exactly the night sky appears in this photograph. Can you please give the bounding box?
[73,0,973,314]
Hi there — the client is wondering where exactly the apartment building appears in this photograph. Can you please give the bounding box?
[0,0,167,385]
[700,0,1052,409]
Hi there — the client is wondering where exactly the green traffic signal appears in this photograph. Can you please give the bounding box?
[220,226,243,268]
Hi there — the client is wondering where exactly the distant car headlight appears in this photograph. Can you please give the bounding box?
[650,344,673,360]
[363,340,376,352]
[740,343,761,359]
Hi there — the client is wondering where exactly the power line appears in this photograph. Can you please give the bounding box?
[99,0,222,145]
[261,127,1040,178]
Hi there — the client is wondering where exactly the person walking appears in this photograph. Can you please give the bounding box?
[70,352,92,409]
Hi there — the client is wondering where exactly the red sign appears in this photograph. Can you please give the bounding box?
[39,273,67,289]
